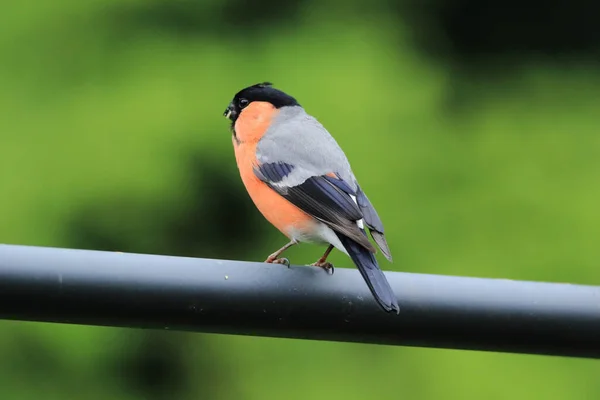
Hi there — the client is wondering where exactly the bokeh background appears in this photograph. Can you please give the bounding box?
[1,0,599,399]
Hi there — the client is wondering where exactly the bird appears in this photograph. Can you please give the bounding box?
[223,82,399,313]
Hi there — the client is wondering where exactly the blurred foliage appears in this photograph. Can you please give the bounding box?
[399,1,600,69]
[1,0,599,399]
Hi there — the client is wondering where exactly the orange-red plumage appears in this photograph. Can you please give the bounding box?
[232,101,316,239]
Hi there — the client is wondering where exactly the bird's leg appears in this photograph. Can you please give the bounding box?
[310,244,335,274]
[264,240,297,267]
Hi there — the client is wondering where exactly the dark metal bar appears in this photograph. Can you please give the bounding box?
[0,244,599,358]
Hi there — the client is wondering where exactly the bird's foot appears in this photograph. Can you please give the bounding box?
[310,260,334,275]
[265,255,291,267]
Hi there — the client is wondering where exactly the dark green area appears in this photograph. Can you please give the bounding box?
[1,1,599,399]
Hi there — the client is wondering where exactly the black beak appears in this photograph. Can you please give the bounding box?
[223,103,235,120]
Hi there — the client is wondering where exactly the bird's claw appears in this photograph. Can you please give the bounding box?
[274,258,291,267]
[310,261,335,275]
[265,257,291,268]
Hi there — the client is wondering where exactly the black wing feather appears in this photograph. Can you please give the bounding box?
[357,188,392,261]
[255,163,375,252]
[255,162,295,183]
[323,174,357,196]
[321,171,392,261]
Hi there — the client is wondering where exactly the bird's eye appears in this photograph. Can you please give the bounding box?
[239,98,249,108]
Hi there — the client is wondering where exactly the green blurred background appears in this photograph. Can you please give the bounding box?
[1,0,599,399]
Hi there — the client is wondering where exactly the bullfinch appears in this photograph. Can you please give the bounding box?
[223,82,399,313]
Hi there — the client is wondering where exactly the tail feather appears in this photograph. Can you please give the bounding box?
[335,232,399,314]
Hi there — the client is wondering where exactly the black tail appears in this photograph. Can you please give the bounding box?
[335,232,400,314]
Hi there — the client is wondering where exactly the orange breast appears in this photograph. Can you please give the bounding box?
[232,102,315,239]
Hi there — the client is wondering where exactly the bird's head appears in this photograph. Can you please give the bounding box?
[223,82,299,126]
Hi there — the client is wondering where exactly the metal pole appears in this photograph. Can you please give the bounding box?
[0,244,599,358]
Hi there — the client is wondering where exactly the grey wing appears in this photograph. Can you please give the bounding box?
[256,106,393,261]
[256,106,355,186]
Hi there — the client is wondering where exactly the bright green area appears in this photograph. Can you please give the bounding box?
[1,1,599,399]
